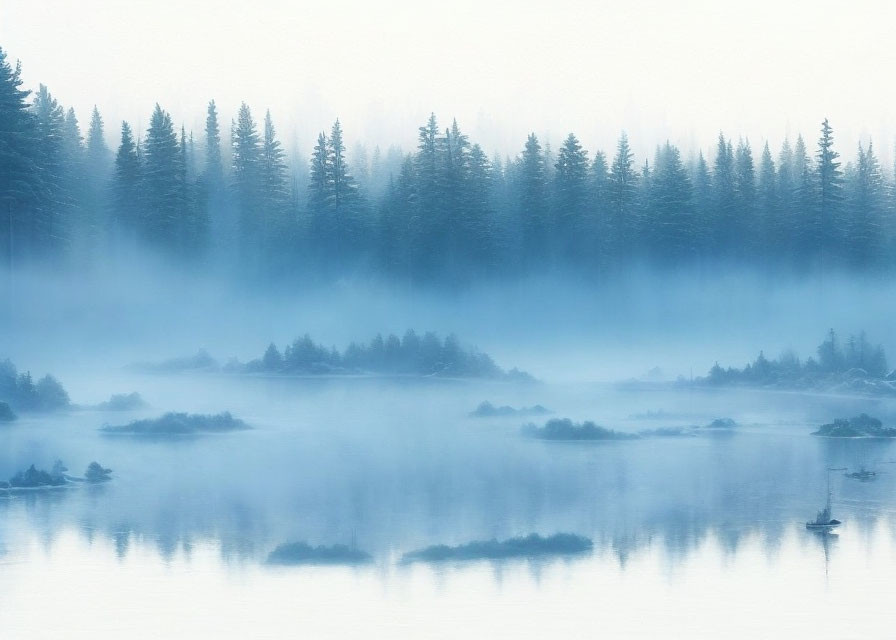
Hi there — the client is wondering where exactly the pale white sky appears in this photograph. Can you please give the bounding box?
[1,0,894,167]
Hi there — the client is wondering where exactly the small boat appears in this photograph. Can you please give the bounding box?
[806,507,841,531]
[806,468,843,530]
[845,467,876,481]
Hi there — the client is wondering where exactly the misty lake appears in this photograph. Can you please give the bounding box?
[2,373,895,638]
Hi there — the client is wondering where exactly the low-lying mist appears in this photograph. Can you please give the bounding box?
[2,260,893,385]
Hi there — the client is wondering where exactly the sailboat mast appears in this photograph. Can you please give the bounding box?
[826,469,832,511]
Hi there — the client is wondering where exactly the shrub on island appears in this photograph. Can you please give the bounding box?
[102,411,249,435]
[522,418,639,440]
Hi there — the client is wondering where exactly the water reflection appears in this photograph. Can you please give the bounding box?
[1,379,895,574]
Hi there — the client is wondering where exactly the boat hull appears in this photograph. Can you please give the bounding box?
[806,519,841,530]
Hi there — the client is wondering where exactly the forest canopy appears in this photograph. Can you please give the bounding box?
[1,46,892,284]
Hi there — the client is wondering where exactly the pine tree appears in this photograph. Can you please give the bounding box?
[259,110,290,254]
[756,142,778,256]
[232,102,262,257]
[519,133,548,266]
[690,152,712,255]
[845,141,883,267]
[589,150,610,266]
[465,143,494,269]
[712,133,736,257]
[377,155,414,275]
[112,121,141,237]
[607,133,638,261]
[814,118,843,261]
[142,104,181,247]
[82,106,111,250]
[791,134,814,263]
[648,142,694,262]
[308,131,331,258]
[177,125,202,255]
[552,132,589,263]
[85,107,110,181]
[733,139,755,248]
[328,119,362,253]
[411,113,446,276]
[30,84,67,253]
[0,47,38,267]
[444,119,472,270]
[204,100,223,186]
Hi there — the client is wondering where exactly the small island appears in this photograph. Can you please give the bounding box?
[704,418,737,429]
[101,411,249,435]
[130,331,533,381]
[470,401,551,417]
[812,414,896,438]
[94,392,148,411]
[0,358,70,412]
[401,533,593,563]
[85,461,113,482]
[2,460,112,489]
[694,330,896,396]
[266,542,372,565]
[523,418,639,441]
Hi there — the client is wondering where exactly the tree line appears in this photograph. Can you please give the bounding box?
[705,329,889,386]
[1,46,893,282]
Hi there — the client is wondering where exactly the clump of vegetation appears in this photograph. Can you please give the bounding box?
[812,414,896,437]
[9,463,67,488]
[266,542,371,565]
[0,358,70,412]
[5,459,113,487]
[95,392,147,411]
[401,533,593,563]
[705,418,737,429]
[470,401,550,417]
[522,418,639,441]
[0,401,16,422]
[102,411,249,435]
[698,330,891,393]
[235,331,532,380]
[85,462,112,482]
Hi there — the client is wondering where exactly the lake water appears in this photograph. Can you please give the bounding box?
[1,374,895,638]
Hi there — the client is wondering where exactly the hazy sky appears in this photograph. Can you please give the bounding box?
[2,0,894,166]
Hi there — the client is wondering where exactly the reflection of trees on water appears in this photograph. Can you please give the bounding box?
[2,429,896,571]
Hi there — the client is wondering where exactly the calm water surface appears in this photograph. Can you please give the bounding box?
[1,375,894,638]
